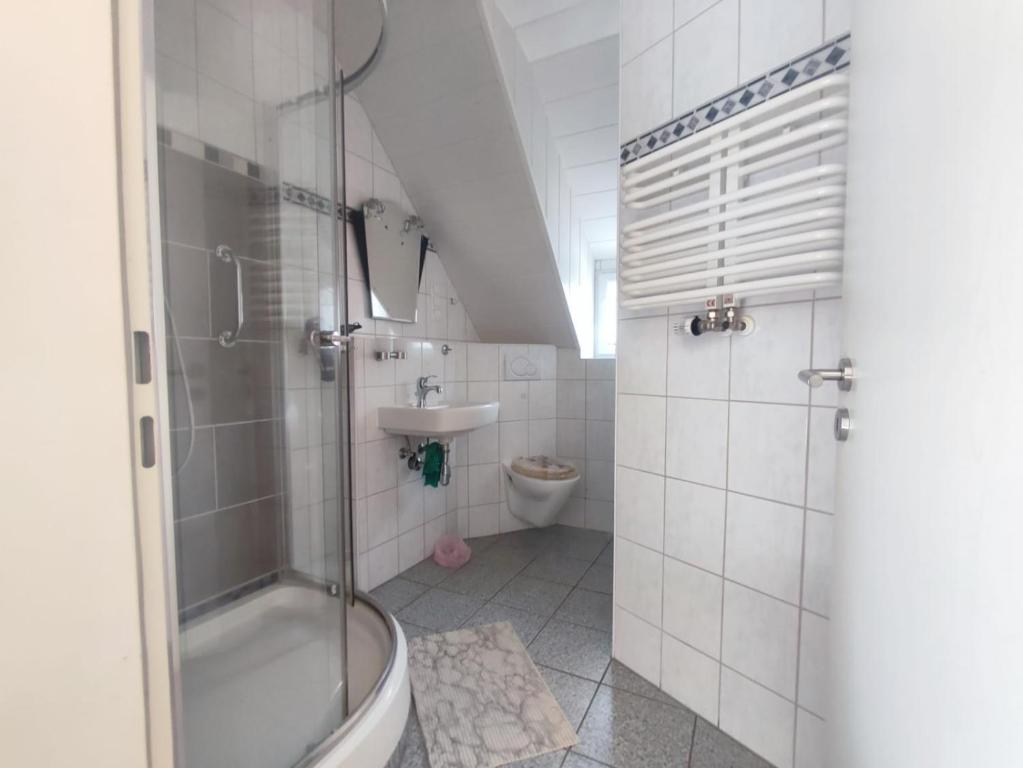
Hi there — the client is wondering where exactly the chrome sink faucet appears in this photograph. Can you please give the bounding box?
[415,375,443,407]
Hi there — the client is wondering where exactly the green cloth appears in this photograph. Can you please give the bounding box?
[422,442,444,487]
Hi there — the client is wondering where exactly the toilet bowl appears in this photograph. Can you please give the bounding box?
[503,456,580,528]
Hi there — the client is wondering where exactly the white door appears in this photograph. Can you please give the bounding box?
[831,1,1023,766]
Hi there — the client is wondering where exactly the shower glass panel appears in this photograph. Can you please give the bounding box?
[153,1,350,766]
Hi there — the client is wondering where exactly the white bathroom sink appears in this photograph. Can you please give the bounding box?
[378,401,499,439]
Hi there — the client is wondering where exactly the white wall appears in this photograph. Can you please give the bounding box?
[0,2,149,765]
[345,99,599,590]
[615,1,849,766]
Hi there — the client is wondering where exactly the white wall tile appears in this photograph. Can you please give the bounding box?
[664,478,726,573]
[469,503,500,537]
[585,460,614,502]
[499,420,529,464]
[365,540,399,590]
[719,668,796,768]
[499,380,530,421]
[586,358,615,381]
[617,316,667,395]
[156,54,199,135]
[824,0,851,37]
[722,582,800,698]
[730,302,812,405]
[613,605,663,686]
[725,493,804,603]
[802,511,833,617]
[738,0,823,81]
[806,407,837,512]
[197,2,254,96]
[661,633,720,722]
[616,466,665,551]
[674,0,722,28]
[467,342,500,381]
[794,708,826,768]
[665,397,729,487]
[728,402,807,505]
[397,481,424,535]
[197,75,255,159]
[797,611,829,717]
[557,347,586,379]
[586,380,615,421]
[557,419,587,459]
[620,35,674,141]
[529,419,557,456]
[615,537,664,627]
[663,557,722,657]
[585,419,615,462]
[529,380,556,419]
[468,463,499,505]
[557,380,586,419]
[586,499,614,531]
[467,422,499,465]
[531,345,558,380]
[672,0,739,115]
[398,526,425,571]
[366,488,397,549]
[666,327,730,400]
[810,299,842,407]
[617,395,666,474]
[364,438,397,496]
[622,0,674,64]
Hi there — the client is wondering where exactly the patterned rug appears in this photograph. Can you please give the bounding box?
[407,621,577,767]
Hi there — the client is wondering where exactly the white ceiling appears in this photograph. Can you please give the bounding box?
[353,0,577,346]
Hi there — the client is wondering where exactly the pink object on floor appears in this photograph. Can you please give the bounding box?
[433,534,471,569]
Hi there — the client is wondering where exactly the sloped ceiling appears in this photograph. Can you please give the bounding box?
[352,0,577,347]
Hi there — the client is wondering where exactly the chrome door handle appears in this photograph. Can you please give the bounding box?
[312,330,352,347]
[216,244,244,348]
[798,357,854,390]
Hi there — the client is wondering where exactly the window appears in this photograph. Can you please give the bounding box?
[594,259,616,358]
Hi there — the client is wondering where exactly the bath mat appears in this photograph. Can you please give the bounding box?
[407,621,578,768]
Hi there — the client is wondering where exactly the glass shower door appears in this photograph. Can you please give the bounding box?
[152,0,350,766]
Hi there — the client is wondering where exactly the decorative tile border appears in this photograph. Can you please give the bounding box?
[619,33,851,166]
[157,125,271,182]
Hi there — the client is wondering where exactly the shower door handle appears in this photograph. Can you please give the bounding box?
[216,244,245,348]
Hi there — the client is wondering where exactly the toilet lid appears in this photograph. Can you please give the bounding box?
[510,455,578,481]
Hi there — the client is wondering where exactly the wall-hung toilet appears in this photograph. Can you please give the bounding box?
[503,456,580,527]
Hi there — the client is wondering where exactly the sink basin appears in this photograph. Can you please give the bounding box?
[378,401,499,438]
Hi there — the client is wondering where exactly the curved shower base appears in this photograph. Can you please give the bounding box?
[180,584,409,768]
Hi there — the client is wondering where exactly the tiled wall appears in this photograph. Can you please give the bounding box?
[344,97,605,591]
[555,349,616,532]
[614,2,849,766]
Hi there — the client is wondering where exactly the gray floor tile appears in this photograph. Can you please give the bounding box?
[562,754,607,768]
[523,550,593,586]
[492,527,555,552]
[461,601,549,645]
[494,575,573,616]
[529,619,611,682]
[396,588,484,631]
[575,685,696,767]
[578,563,612,595]
[595,544,613,568]
[370,577,429,612]
[507,749,569,767]
[474,543,538,571]
[437,558,521,599]
[400,557,452,586]
[538,665,600,729]
[690,717,773,768]
[600,660,682,707]
[465,533,501,552]
[398,622,437,642]
[555,588,612,632]
[549,527,611,562]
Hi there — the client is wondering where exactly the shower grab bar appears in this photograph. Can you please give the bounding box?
[216,244,245,348]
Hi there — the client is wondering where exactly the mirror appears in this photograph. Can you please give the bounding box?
[335,0,386,89]
[358,199,425,322]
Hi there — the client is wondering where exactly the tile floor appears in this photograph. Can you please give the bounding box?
[371,525,772,768]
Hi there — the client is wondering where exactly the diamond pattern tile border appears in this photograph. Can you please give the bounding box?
[620,33,851,166]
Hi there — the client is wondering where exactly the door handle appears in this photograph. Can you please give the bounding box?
[798,357,854,390]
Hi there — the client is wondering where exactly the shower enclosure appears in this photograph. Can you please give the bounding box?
[148,1,406,766]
